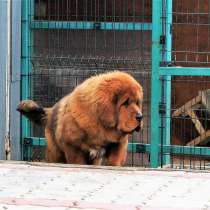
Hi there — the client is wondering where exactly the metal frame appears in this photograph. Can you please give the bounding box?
[21,0,32,160]
[152,0,210,167]
[31,21,152,31]
[150,0,162,167]
[158,0,210,166]
[163,0,172,166]
[20,0,210,167]
[149,0,210,167]
[128,143,210,157]
[21,0,153,162]
[23,137,210,161]
[160,67,210,76]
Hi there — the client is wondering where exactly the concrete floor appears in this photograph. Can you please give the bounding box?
[0,161,210,210]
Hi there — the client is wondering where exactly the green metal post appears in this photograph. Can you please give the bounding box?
[151,0,162,167]
[30,0,34,59]
[162,0,172,165]
[21,0,32,158]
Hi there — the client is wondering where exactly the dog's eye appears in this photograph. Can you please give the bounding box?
[122,99,129,107]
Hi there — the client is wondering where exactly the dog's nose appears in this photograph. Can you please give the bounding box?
[136,113,143,122]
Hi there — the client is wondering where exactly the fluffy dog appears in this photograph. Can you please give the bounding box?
[17,71,143,166]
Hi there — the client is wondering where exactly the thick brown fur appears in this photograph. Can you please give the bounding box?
[17,71,143,166]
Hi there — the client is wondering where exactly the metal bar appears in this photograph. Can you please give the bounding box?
[159,67,210,76]
[151,0,162,167]
[163,76,171,164]
[24,137,47,146]
[31,21,152,31]
[128,143,210,157]
[128,143,151,153]
[162,145,210,157]
[162,0,172,166]
[21,0,32,159]
[25,138,210,158]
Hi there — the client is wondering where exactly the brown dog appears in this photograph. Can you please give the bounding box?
[17,71,143,166]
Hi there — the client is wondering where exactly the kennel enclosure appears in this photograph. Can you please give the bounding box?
[1,0,210,169]
[21,0,152,166]
[21,0,210,168]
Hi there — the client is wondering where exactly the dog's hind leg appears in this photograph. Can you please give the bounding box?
[63,145,88,165]
[45,129,66,163]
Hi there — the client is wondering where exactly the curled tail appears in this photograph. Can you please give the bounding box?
[17,100,49,126]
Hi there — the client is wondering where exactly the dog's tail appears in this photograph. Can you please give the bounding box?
[17,100,51,126]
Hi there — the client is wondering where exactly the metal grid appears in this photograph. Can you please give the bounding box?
[159,76,210,170]
[159,0,210,169]
[32,0,152,65]
[172,0,210,66]
[21,0,152,166]
[32,30,151,68]
[20,0,210,169]
[34,0,152,22]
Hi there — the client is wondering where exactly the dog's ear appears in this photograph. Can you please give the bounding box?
[96,92,118,128]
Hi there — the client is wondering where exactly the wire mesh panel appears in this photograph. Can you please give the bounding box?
[21,0,152,166]
[34,0,152,22]
[23,137,46,161]
[172,0,210,66]
[155,0,210,170]
[160,76,210,170]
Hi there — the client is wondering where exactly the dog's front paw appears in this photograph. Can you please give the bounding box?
[89,148,106,160]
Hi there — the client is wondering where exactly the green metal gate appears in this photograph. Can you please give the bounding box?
[21,0,210,169]
[154,0,210,169]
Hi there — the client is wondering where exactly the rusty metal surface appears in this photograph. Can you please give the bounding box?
[0,161,210,210]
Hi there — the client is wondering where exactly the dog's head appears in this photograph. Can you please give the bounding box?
[97,71,143,134]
